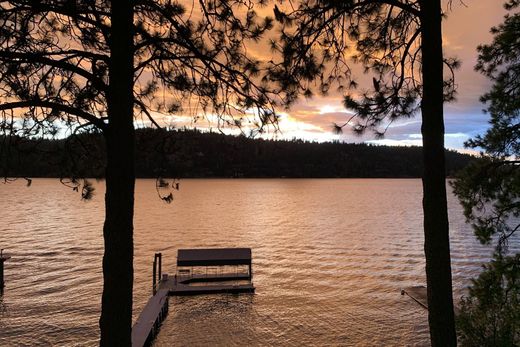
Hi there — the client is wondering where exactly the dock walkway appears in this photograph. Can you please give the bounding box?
[131,289,169,347]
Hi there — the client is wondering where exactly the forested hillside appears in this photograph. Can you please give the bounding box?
[1,128,475,178]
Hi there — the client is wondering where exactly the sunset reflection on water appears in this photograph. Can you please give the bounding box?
[1,179,512,346]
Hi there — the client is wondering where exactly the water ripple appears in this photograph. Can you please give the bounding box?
[1,179,516,346]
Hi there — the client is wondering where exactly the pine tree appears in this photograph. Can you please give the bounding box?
[453,3,520,342]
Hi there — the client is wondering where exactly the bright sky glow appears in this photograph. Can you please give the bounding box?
[3,1,506,152]
[272,2,501,150]
[162,1,507,151]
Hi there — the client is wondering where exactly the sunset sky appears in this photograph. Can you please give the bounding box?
[169,1,507,151]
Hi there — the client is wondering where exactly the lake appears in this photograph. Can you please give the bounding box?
[0,179,514,346]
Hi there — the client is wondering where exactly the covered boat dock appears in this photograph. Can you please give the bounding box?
[162,247,255,295]
[132,248,255,346]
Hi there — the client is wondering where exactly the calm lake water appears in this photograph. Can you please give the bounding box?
[1,179,517,346]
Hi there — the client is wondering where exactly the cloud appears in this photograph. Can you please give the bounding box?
[271,1,503,149]
[366,132,471,150]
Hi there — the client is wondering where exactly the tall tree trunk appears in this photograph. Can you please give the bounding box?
[99,2,135,346]
[419,1,457,346]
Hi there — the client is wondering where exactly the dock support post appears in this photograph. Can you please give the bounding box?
[0,249,10,294]
[152,257,157,295]
[0,256,4,292]
[157,253,162,281]
[152,253,162,295]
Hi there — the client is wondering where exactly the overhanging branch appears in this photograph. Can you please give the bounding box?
[0,100,105,129]
[0,51,108,92]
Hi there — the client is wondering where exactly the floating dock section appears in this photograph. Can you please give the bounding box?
[132,248,255,347]
[160,272,255,295]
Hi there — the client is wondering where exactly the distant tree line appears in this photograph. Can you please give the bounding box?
[1,128,475,179]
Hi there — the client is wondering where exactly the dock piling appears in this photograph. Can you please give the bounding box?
[158,253,162,281]
[152,258,157,295]
[0,249,11,294]
[152,253,162,295]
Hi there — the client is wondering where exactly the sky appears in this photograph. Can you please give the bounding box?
[167,0,508,151]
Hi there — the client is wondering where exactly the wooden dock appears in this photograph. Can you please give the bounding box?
[401,285,428,309]
[132,249,255,346]
[132,288,169,347]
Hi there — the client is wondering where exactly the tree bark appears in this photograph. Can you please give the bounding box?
[99,2,135,346]
[419,1,457,346]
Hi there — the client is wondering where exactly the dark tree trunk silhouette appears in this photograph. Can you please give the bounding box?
[419,1,456,345]
[99,2,135,345]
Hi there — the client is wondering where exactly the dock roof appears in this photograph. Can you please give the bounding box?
[177,248,252,266]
